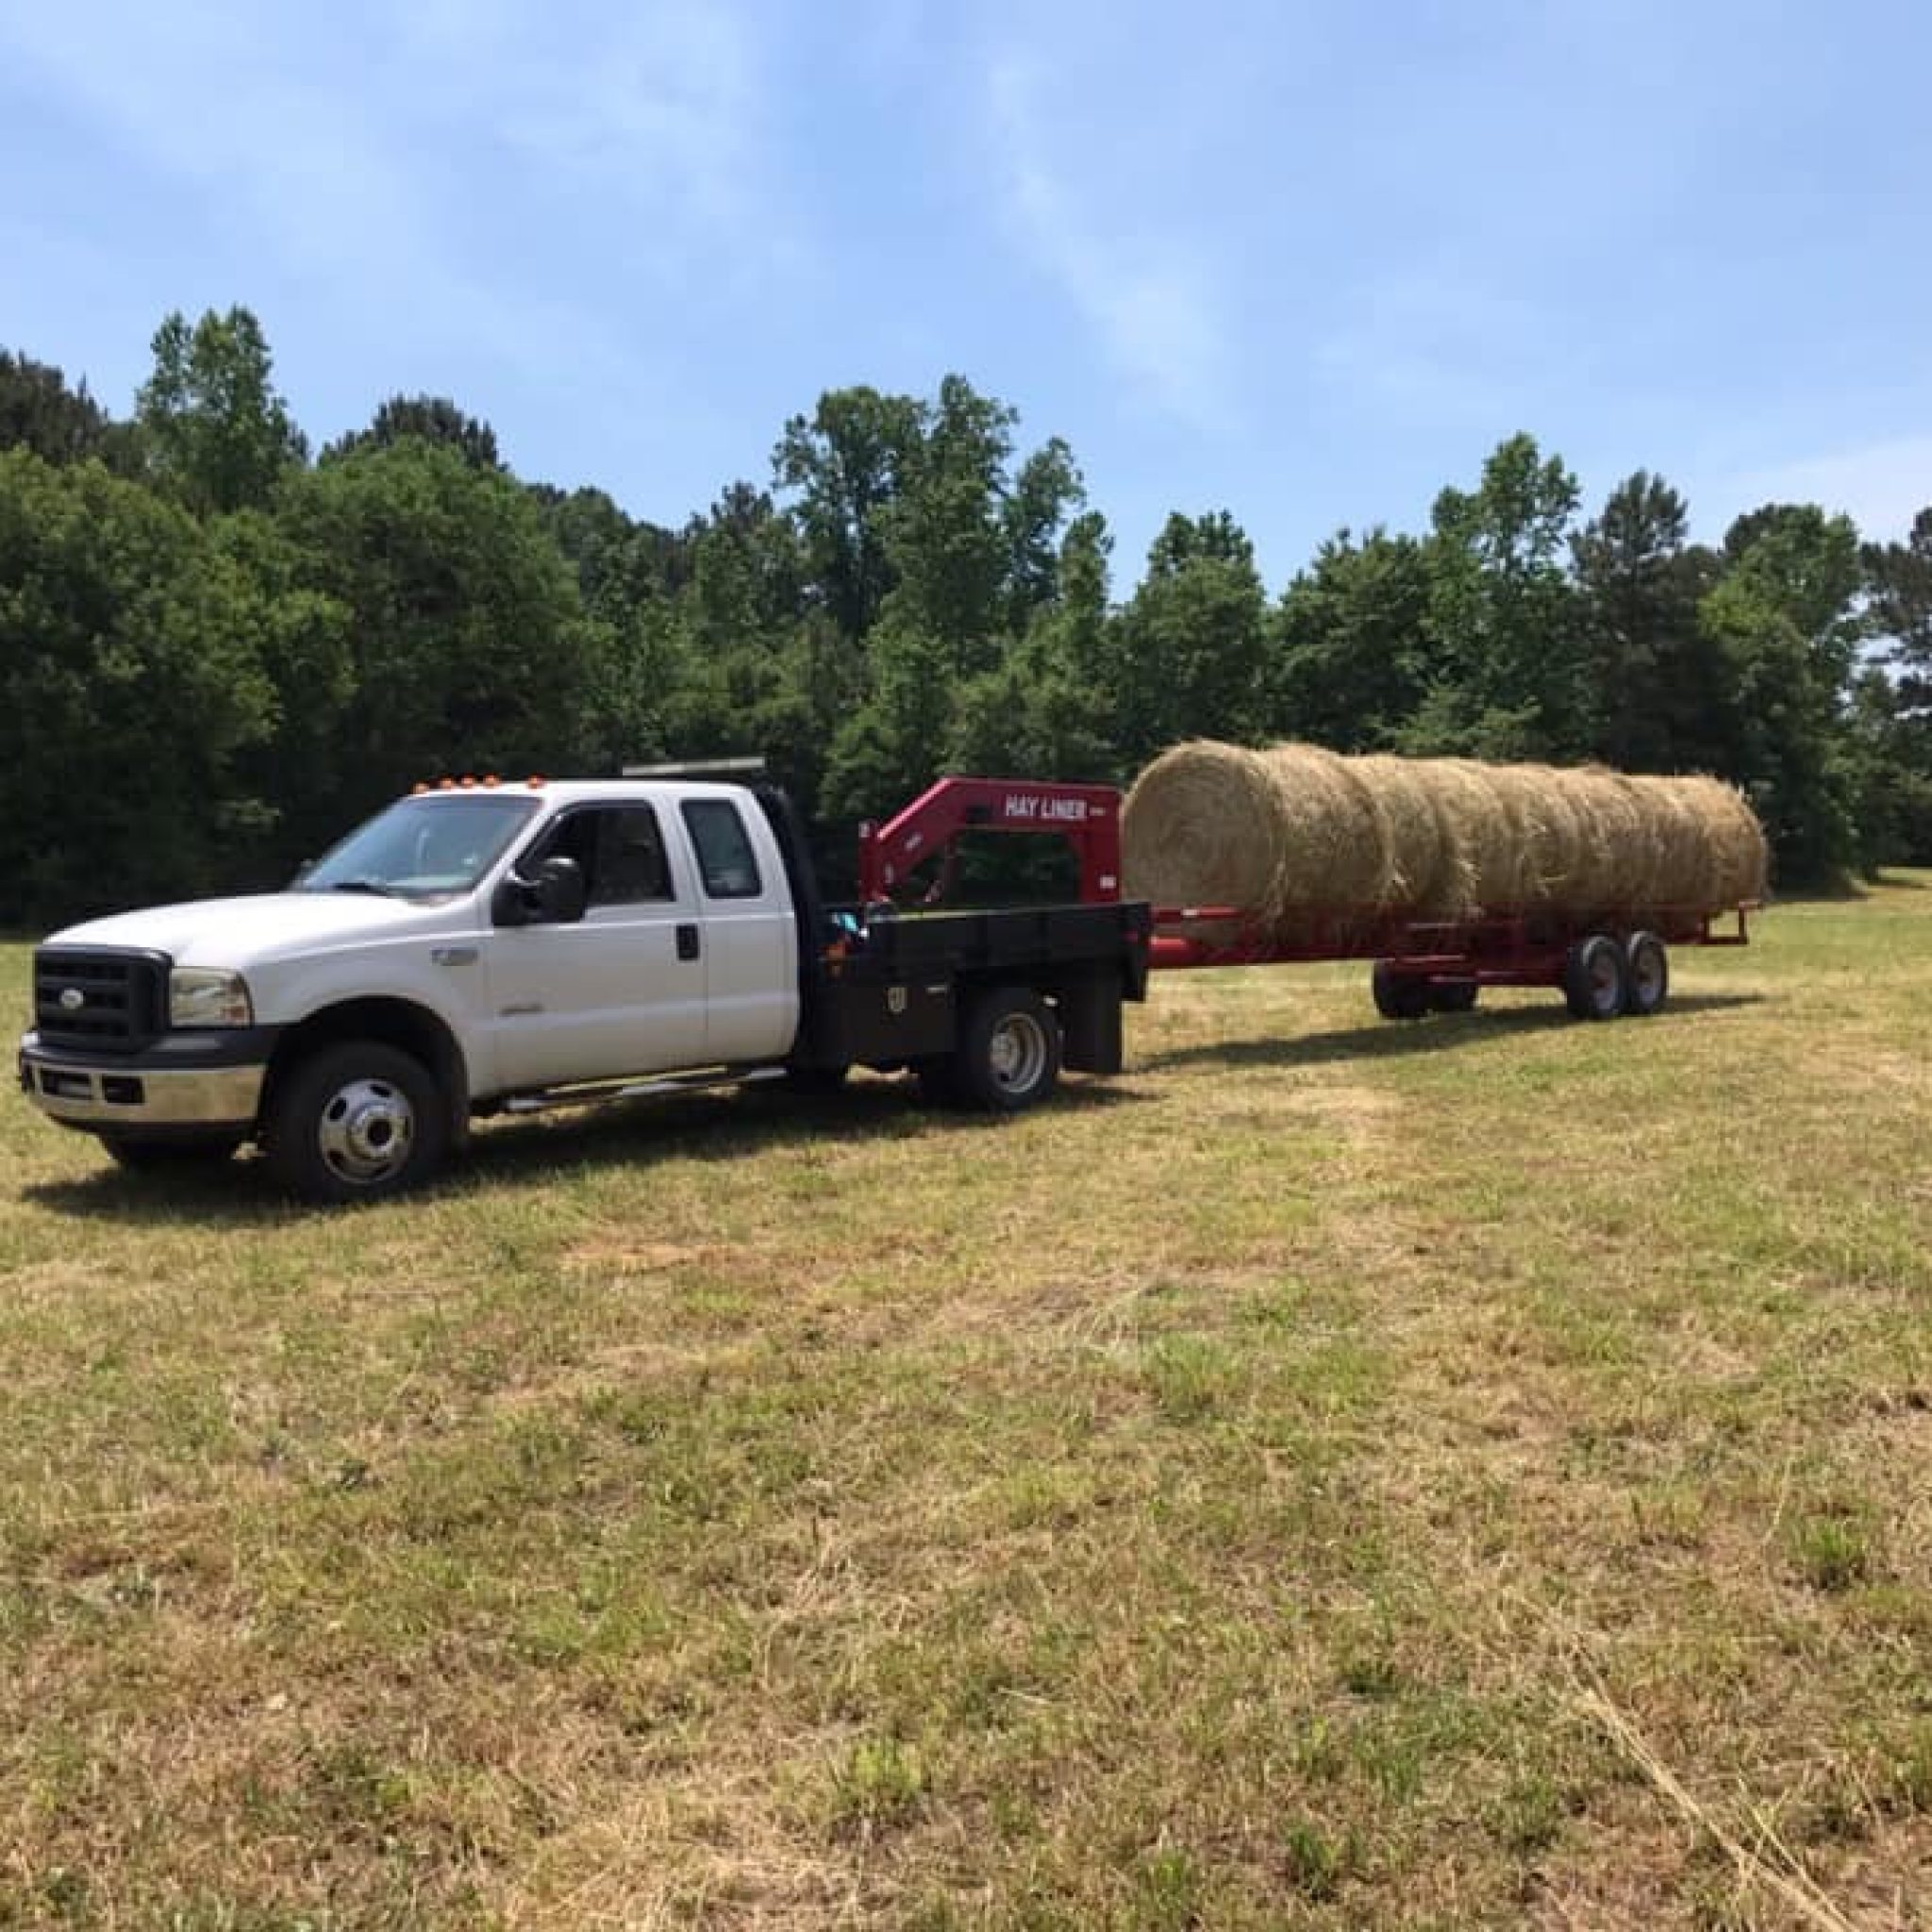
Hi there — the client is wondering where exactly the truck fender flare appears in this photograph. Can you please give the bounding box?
[262,997,471,1148]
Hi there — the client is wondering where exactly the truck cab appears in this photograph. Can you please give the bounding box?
[21,778,805,1200]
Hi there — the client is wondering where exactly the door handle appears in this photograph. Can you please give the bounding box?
[676,924,700,961]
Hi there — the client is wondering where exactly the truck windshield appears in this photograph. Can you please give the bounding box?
[297,794,541,900]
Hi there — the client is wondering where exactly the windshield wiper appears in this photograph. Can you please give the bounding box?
[329,878,402,898]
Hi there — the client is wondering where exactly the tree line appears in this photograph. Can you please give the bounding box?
[3,306,1929,926]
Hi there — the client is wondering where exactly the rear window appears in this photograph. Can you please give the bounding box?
[680,799,762,899]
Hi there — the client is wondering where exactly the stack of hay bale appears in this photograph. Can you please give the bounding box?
[1120,741,1766,938]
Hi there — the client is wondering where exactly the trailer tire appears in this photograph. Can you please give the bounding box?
[264,1040,447,1204]
[1563,934,1628,1022]
[1624,932,1670,1016]
[1372,959,1431,1021]
[1429,979,1479,1014]
[954,987,1061,1112]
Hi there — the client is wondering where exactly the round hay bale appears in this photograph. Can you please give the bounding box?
[1353,754,1452,912]
[1256,743,1398,922]
[1668,774,1769,908]
[1627,776,1707,910]
[1120,741,1285,917]
[1497,764,1588,905]
[1436,758,1553,909]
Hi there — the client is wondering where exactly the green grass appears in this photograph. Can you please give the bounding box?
[2,885,1930,1926]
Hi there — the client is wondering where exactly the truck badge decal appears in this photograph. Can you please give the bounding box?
[888,986,908,1016]
[58,987,85,1011]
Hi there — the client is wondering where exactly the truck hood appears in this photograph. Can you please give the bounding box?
[44,891,467,967]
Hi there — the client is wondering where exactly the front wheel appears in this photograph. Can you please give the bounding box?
[953,987,1061,1112]
[265,1041,447,1204]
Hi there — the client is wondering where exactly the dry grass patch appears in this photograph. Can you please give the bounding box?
[2,883,1929,1925]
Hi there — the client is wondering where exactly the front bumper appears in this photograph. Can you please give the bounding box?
[18,1028,279,1132]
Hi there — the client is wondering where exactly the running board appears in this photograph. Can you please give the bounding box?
[501,1064,789,1116]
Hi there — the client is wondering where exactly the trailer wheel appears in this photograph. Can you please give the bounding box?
[1372,960,1431,1021]
[954,987,1061,1112]
[264,1040,447,1204]
[1624,932,1669,1016]
[1563,934,1628,1022]
[1429,979,1479,1014]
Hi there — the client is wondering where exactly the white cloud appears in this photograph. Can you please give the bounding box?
[986,56,1230,433]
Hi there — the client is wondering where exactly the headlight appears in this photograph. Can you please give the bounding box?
[169,968,254,1029]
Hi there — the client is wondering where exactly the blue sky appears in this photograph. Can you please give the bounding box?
[4,0,1928,588]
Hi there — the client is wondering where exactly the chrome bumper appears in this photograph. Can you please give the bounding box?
[20,1040,268,1130]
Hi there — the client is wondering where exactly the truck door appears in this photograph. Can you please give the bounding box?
[678,796,799,1063]
[485,801,708,1091]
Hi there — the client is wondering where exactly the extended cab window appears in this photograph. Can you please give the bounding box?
[529,806,674,908]
[680,799,762,899]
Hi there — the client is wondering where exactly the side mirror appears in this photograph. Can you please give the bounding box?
[492,855,587,926]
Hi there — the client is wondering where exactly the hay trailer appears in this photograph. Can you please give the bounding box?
[858,776,1757,1023]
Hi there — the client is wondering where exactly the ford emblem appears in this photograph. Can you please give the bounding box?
[58,987,85,1012]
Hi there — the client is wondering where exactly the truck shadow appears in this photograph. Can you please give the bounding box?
[1137,991,1764,1074]
[22,1074,1144,1224]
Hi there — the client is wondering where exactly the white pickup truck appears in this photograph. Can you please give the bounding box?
[19,774,1151,1202]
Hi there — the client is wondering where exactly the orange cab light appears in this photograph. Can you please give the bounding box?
[526,775,545,788]
[411,782,428,794]
[438,777,455,790]
[459,774,476,789]
[483,774,499,788]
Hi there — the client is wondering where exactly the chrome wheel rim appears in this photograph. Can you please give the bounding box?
[1630,944,1664,1008]
[1589,950,1622,1014]
[989,1013,1048,1094]
[317,1075,415,1186]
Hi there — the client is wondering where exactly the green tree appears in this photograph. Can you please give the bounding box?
[137,306,308,515]
[1271,527,1433,749]
[0,350,138,472]
[1570,472,1725,772]
[1415,434,1585,758]
[325,393,503,471]
[0,450,279,922]
[774,386,924,642]
[1700,503,1864,880]
[1108,510,1269,766]
[274,441,592,838]
[1866,507,1932,711]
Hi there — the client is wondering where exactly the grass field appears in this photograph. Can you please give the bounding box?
[2,887,1929,1929]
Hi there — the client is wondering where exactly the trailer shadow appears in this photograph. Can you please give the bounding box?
[1137,991,1766,1074]
[22,1073,1146,1225]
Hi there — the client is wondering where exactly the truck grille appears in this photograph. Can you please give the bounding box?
[33,948,171,1052]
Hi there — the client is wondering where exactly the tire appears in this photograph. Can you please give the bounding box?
[1624,932,1669,1017]
[100,1133,242,1172]
[1563,934,1628,1022]
[264,1041,447,1204]
[1429,979,1479,1014]
[952,987,1061,1113]
[1372,960,1431,1022]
